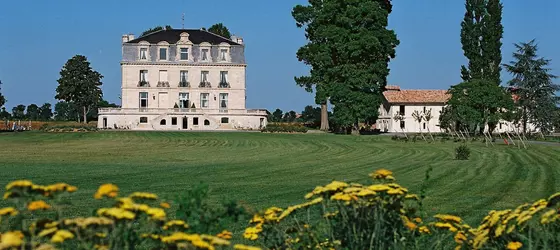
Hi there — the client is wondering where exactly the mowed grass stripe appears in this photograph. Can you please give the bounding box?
[0,131,559,224]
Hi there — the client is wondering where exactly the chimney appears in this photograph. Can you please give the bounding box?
[236,36,243,45]
[122,34,135,43]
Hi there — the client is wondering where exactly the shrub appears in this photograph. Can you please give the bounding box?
[39,123,97,132]
[261,123,308,133]
[455,144,471,160]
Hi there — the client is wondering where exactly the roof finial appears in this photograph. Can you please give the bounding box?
[181,13,185,29]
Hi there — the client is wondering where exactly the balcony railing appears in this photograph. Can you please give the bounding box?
[99,108,268,116]
[157,81,170,87]
[178,81,190,88]
[137,81,150,87]
[199,81,212,88]
[218,82,230,88]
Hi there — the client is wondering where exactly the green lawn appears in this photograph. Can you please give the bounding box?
[0,131,559,224]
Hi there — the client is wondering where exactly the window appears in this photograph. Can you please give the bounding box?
[139,92,148,108]
[139,70,148,85]
[423,107,426,113]
[400,121,405,129]
[219,93,228,109]
[201,49,209,61]
[172,117,177,125]
[179,71,188,87]
[159,70,168,82]
[423,123,426,130]
[201,71,209,82]
[219,71,228,87]
[160,119,166,125]
[221,117,229,123]
[204,119,210,126]
[159,48,167,60]
[499,123,502,130]
[220,49,228,61]
[193,117,199,125]
[140,48,147,60]
[180,48,189,60]
[140,117,148,123]
[179,93,189,108]
[200,93,209,108]
[399,105,405,115]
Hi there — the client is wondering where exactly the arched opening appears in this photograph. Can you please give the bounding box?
[204,119,210,126]
[160,119,167,125]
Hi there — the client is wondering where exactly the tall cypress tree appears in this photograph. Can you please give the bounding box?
[482,0,503,85]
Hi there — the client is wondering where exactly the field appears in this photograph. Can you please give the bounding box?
[0,131,559,225]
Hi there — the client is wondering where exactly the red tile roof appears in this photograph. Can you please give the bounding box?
[383,86,450,104]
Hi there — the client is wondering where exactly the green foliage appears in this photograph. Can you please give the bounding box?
[39,103,53,121]
[441,79,514,133]
[293,0,399,133]
[11,105,25,120]
[460,0,503,85]
[54,101,79,122]
[455,144,471,160]
[87,99,119,121]
[0,107,10,120]
[175,183,248,235]
[207,23,232,39]
[271,109,283,122]
[262,123,308,133]
[504,40,560,134]
[282,110,297,123]
[39,123,98,132]
[25,104,39,121]
[140,25,172,37]
[56,55,103,123]
[0,94,5,108]
[300,105,321,127]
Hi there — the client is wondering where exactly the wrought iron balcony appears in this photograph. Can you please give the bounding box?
[137,81,150,87]
[199,81,212,88]
[157,81,170,87]
[178,81,190,88]
[218,82,231,88]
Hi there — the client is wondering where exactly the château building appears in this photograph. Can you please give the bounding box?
[98,29,267,130]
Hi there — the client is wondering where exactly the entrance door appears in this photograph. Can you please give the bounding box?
[103,117,107,129]
[158,92,168,108]
[182,117,188,129]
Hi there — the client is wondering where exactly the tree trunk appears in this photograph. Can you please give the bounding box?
[351,121,360,135]
[320,101,329,131]
[83,106,87,124]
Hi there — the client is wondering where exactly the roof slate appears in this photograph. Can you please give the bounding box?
[127,29,240,45]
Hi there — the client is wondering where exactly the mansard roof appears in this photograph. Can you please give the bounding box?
[127,29,240,45]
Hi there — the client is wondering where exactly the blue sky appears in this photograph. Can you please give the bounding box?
[0,0,558,112]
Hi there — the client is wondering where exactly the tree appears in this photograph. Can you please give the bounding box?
[56,55,103,123]
[441,79,514,134]
[282,111,298,123]
[26,104,39,120]
[12,105,25,120]
[207,23,231,39]
[0,107,10,120]
[87,99,119,121]
[272,109,283,122]
[300,105,322,127]
[54,101,79,121]
[39,103,53,121]
[293,0,398,134]
[460,0,503,85]
[504,40,560,134]
[140,25,172,37]
[411,110,426,141]
[0,94,5,109]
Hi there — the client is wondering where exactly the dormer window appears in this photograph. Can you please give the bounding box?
[180,48,189,60]
[159,48,168,61]
[201,49,209,61]
[220,49,228,61]
[140,48,148,60]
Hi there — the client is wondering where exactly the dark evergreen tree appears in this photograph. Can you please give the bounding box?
[38,103,53,121]
[504,40,560,134]
[26,104,39,120]
[207,23,232,39]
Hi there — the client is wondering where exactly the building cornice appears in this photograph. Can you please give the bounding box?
[121,61,247,67]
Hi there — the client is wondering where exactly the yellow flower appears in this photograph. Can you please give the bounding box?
[129,192,158,200]
[547,192,560,206]
[64,217,113,228]
[51,230,74,243]
[330,192,355,201]
[160,202,171,209]
[38,227,58,237]
[323,181,349,192]
[369,169,393,179]
[0,231,24,248]
[201,234,231,246]
[506,241,523,250]
[94,184,119,199]
[216,230,232,240]
[323,211,339,218]
[6,180,33,190]
[413,217,422,223]
[405,194,419,200]
[95,233,107,238]
[357,189,376,197]
[94,245,109,250]
[163,220,189,230]
[387,188,405,195]
[264,207,283,221]
[3,192,16,200]
[0,207,18,216]
[146,207,166,220]
[418,226,430,234]
[368,184,391,192]
[342,187,363,193]
[454,232,467,244]
[434,214,463,224]
[541,209,558,224]
[243,226,261,240]
[36,244,57,250]
[250,214,265,224]
[434,222,458,232]
[234,244,261,250]
[405,221,417,230]
[28,200,51,211]
[97,208,135,220]
[45,183,77,193]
